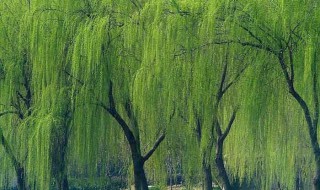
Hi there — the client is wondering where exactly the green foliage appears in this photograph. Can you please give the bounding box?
[0,0,319,189]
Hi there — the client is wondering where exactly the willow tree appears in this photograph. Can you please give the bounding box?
[217,0,320,189]
[128,1,256,190]
[0,1,34,189]
[0,1,88,189]
[67,1,173,189]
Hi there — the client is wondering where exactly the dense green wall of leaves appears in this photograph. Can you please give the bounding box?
[0,0,319,189]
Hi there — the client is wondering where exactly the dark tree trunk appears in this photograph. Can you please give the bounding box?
[105,81,166,190]
[202,160,213,190]
[277,51,320,190]
[16,165,27,190]
[215,140,232,190]
[132,155,148,190]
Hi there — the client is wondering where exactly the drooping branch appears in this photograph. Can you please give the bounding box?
[143,132,166,163]
[220,109,237,142]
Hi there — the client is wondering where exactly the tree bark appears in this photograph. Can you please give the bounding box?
[215,139,232,190]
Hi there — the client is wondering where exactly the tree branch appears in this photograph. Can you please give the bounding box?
[215,119,222,137]
[222,62,250,95]
[278,52,293,89]
[98,81,138,148]
[143,132,166,163]
[220,108,237,142]
[288,44,294,83]
[173,39,277,59]
[108,81,116,112]
[218,60,228,100]
[239,25,263,44]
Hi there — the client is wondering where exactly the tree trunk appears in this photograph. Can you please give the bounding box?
[215,140,232,190]
[16,165,27,190]
[202,160,213,190]
[132,155,148,190]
